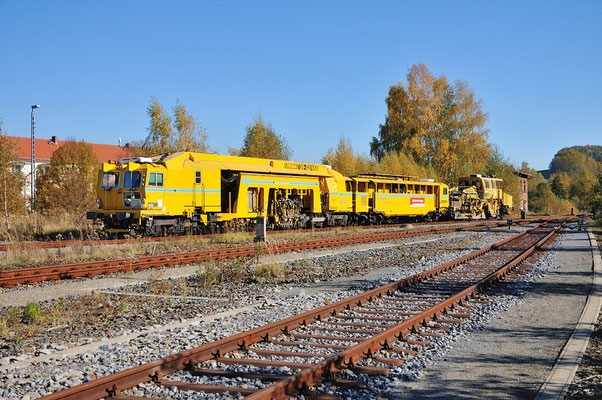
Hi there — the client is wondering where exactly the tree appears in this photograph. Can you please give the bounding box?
[377,151,438,180]
[370,63,491,184]
[322,136,357,176]
[0,120,25,219]
[36,140,99,217]
[172,100,208,152]
[585,174,602,220]
[550,175,567,199]
[238,115,292,160]
[138,97,209,155]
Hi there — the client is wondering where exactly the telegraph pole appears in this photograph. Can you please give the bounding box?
[31,105,40,212]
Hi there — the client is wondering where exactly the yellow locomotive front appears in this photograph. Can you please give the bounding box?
[88,157,160,235]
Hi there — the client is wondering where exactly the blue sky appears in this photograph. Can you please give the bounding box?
[1,1,600,170]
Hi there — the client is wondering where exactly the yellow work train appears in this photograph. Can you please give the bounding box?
[449,174,513,219]
[87,152,452,236]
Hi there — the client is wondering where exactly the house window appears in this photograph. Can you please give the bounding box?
[195,171,202,184]
[13,165,22,173]
[148,172,164,187]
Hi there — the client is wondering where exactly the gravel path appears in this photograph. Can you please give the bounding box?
[0,227,526,399]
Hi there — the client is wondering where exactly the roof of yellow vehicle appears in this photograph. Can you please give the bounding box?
[141,152,345,178]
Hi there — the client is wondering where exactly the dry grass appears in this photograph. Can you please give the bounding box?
[0,212,89,242]
[0,293,133,342]
[253,263,287,279]
[208,231,253,244]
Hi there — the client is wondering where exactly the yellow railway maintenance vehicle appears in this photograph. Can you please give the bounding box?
[448,174,513,219]
[87,152,450,236]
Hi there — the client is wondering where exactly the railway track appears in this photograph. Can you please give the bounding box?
[39,220,564,400]
[0,218,554,288]
[0,215,561,252]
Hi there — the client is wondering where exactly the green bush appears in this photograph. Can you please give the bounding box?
[22,302,42,323]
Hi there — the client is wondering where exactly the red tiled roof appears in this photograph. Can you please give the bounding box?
[9,136,134,163]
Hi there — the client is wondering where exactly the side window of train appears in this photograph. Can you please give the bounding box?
[148,172,164,187]
[400,184,406,193]
[195,171,202,184]
[345,181,352,192]
[443,187,448,195]
[427,186,433,194]
[492,181,496,189]
[358,182,366,192]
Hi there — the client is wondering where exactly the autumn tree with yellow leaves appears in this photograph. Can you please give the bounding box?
[322,136,357,176]
[236,115,292,160]
[36,140,99,217]
[370,63,491,184]
[138,97,208,155]
[0,120,25,219]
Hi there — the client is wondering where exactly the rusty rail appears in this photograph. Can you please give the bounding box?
[38,221,564,400]
[0,215,563,252]
[0,218,545,288]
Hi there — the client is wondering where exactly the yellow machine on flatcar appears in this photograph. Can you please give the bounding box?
[448,174,513,219]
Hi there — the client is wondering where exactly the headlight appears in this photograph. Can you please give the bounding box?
[96,198,100,209]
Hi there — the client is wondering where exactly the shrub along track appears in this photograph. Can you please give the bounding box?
[38,220,565,400]
[0,218,557,288]
[0,215,561,252]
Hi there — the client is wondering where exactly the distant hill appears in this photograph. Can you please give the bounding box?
[549,145,602,178]
[538,169,551,179]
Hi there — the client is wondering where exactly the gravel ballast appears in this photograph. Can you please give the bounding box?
[2,224,590,400]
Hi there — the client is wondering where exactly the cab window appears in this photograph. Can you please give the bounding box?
[101,172,119,189]
[443,187,448,195]
[485,180,490,189]
[492,181,497,189]
[345,181,352,192]
[123,171,142,189]
[148,172,164,187]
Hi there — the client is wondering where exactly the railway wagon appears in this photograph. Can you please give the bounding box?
[348,174,449,224]
[87,152,448,236]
